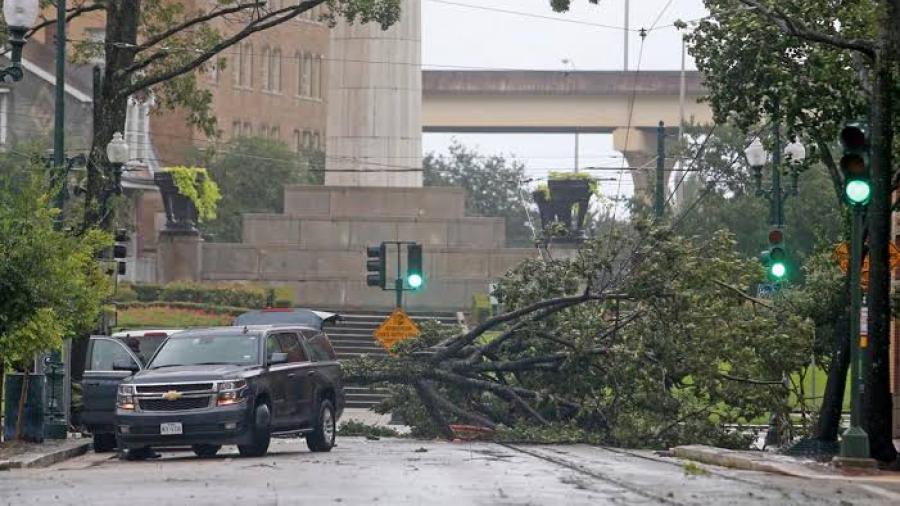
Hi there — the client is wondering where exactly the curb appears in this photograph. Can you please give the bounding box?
[1,441,91,470]
[671,445,818,479]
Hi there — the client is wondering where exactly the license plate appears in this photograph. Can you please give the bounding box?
[160,422,183,435]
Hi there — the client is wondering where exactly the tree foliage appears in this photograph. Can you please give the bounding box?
[199,136,323,242]
[424,141,535,246]
[0,157,111,368]
[347,225,813,448]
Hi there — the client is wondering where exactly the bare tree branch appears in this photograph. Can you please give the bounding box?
[133,1,266,54]
[414,380,455,439]
[713,279,774,308]
[736,0,876,57]
[418,381,498,430]
[812,135,845,206]
[719,373,785,386]
[24,3,105,41]
[118,0,326,97]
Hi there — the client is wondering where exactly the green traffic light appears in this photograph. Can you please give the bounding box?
[770,262,787,279]
[845,179,872,205]
[407,273,423,289]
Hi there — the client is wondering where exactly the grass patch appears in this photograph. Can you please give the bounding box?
[116,306,233,330]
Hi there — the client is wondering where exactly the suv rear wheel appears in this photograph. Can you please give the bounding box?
[238,402,271,457]
[306,399,336,452]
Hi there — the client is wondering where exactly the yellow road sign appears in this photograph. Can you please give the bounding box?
[373,308,421,350]
[834,242,900,290]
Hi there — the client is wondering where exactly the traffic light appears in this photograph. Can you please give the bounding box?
[406,244,423,289]
[839,123,871,206]
[763,228,788,281]
[366,243,386,288]
[114,229,129,276]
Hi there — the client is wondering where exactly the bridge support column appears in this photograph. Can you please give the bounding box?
[613,127,674,209]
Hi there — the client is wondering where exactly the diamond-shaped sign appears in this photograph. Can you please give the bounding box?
[373,308,421,350]
[833,242,900,289]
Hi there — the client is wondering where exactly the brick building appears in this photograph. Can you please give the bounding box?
[37,2,329,164]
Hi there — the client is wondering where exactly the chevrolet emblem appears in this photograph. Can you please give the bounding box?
[162,390,183,401]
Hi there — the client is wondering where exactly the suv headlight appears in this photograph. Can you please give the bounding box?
[117,384,136,410]
[217,379,247,407]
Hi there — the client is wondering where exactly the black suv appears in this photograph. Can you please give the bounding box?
[115,325,344,458]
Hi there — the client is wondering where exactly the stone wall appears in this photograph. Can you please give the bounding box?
[199,185,535,310]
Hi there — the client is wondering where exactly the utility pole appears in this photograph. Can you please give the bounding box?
[771,109,784,227]
[623,0,629,71]
[52,0,66,224]
[654,121,665,218]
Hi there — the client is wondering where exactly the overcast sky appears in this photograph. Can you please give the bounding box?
[420,0,708,201]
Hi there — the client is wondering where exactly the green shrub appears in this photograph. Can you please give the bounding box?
[471,293,491,324]
[159,282,267,308]
[114,282,139,303]
[133,284,162,302]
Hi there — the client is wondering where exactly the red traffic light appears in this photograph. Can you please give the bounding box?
[841,153,867,175]
[768,229,783,245]
[840,125,866,150]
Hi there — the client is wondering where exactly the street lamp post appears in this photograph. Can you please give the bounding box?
[0,0,39,82]
[744,125,807,229]
[106,131,130,191]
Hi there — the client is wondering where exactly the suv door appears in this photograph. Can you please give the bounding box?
[277,333,316,427]
[300,330,342,418]
[82,338,141,432]
[265,333,292,429]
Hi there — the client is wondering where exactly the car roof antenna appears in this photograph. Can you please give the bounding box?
[243,326,249,334]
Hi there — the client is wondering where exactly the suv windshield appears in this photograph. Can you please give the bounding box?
[149,334,260,369]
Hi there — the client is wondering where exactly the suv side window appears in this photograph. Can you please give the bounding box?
[88,339,138,371]
[276,333,308,363]
[304,331,337,362]
[266,334,285,361]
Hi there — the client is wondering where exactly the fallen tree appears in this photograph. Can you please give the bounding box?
[345,227,815,448]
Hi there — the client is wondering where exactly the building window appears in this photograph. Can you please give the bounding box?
[240,43,254,88]
[302,130,312,149]
[271,48,282,92]
[208,59,219,85]
[313,131,321,150]
[302,53,312,97]
[293,129,301,153]
[271,126,280,140]
[232,120,241,139]
[243,121,252,135]
[311,56,321,99]
[85,28,106,65]
[261,46,271,90]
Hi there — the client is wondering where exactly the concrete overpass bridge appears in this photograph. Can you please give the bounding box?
[421,70,714,196]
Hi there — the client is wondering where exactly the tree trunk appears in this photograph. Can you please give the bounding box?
[83,0,140,230]
[861,39,897,463]
[14,370,29,441]
[816,310,850,441]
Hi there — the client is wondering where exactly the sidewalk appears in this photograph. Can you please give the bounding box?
[0,436,91,470]
[672,444,900,484]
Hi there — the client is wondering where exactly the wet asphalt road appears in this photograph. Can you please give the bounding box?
[2,437,899,505]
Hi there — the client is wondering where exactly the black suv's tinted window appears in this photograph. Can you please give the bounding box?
[150,334,259,368]
[306,333,336,361]
[89,339,138,371]
[276,333,308,363]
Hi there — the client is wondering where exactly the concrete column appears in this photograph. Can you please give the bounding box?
[613,127,675,207]
[157,231,203,284]
[324,0,422,187]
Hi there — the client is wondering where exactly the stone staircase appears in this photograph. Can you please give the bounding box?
[324,309,463,409]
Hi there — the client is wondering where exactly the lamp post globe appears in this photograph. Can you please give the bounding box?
[3,0,39,29]
[106,132,129,164]
[783,139,806,165]
[744,138,767,167]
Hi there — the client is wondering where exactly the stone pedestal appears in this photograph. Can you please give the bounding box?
[324,0,422,187]
[157,231,203,284]
[196,186,534,310]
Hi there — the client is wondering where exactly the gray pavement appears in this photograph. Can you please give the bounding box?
[1,437,899,505]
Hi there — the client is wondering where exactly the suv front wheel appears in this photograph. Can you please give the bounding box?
[306,399,336,452]
[238,402,271,457]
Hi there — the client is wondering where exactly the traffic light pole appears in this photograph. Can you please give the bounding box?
[771,116,784,228]
[654,121,666,218]
[841,204,870,459]
[395,246,404,309]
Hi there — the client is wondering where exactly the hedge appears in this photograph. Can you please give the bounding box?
[115,301,253,317]
[129,282,271,308]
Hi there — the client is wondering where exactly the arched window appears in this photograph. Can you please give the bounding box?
[311,56,321,99]
[302,53,312,97]
[261,46,271,90]
[242,43,254,88]
[313,131,321,149]
[233,50,242,87]
[243,122,252,134]
[293,129,302,153]
[296,50,304,96]
[271,48,281,92]
[271,126,280,140]
[302,130,312,149]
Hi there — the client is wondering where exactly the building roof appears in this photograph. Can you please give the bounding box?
[0,40,94,103]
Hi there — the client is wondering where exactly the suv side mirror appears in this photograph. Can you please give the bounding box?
[268,352,288,365]
[112,359,139,373]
